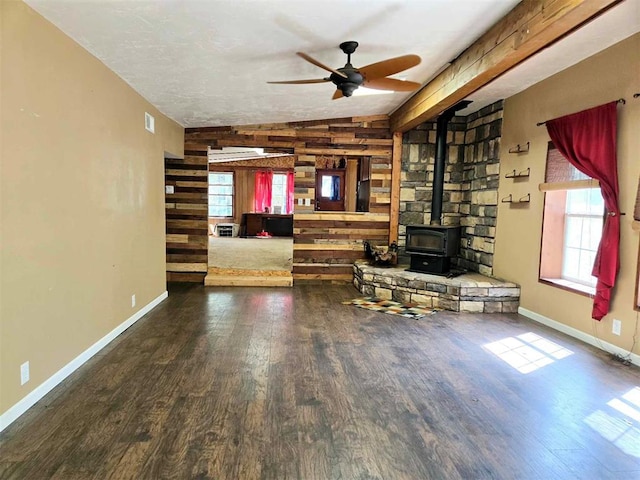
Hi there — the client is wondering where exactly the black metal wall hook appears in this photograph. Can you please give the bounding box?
[501,193,530,204]
[508,142,530,154]
[505,168,530,179]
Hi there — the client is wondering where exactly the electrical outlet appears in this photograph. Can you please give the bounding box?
[131,294,136,308]
[612,319,622,336]
[20,361,30,385]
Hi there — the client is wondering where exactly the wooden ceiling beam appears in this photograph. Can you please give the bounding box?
[390,0,622,132]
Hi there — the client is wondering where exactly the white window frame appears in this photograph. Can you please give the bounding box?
[561,188,604,287]
[208,172,234,218]
[539,141,605,296]
[271,173,288,214]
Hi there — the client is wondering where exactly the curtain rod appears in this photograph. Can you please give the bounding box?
[536,98,626,126]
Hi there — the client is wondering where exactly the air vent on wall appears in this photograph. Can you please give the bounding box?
[145,112,155,133]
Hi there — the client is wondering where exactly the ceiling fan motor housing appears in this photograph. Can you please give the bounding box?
[330,67,363,97]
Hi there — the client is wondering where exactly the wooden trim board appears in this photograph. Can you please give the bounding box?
[0,291,168,432]
[390,0,622,132]
[389,132,403,243]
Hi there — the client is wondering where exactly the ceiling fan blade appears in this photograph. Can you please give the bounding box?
[267,79,329,84]
[359,54,421,80]
[297,52,348,79]
[332,89,344,100]
[363,77,421,92]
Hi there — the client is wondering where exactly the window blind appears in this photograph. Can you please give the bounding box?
[544,142,589,183]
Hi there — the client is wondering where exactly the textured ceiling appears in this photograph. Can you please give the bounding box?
[24,0,640,128]
[24,0,520,126]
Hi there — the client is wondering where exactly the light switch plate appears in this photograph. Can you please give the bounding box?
[165,185,174,194]
[20,361,30,385]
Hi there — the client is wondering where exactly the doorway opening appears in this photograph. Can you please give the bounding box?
[313,156,371,212]
[205,147,294,286]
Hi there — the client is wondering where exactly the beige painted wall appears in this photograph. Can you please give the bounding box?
[0,1,184,416]
[494,33,640,351]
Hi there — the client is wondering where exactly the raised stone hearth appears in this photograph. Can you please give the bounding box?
[353,261,519,313]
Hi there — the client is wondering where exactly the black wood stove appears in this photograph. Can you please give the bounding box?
[406,100,470,275]
[405,224,461,274]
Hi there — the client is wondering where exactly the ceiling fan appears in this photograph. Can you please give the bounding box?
[268,41,421,99]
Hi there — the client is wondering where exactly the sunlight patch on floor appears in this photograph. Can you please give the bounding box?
[483,332,573,374]
[584,387,640,458]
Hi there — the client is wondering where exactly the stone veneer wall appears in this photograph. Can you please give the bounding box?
[353,262,520,313]
[399,117,466,229]
[398,100,503,276]
[460,102,503,275]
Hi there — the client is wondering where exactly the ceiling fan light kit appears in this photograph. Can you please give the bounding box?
[268,41,421,99]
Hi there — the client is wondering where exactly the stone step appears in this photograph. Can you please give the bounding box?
[353,261,520,313]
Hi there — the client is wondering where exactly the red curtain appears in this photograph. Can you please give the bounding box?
[286,171,295,214]
[546,101,619,320]
[254,170,273,213]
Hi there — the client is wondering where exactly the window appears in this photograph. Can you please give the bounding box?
[208,172,233,217]
[561,189,604,286]
[271,173,288,214]
[539,143,604,295]
[321,175,336,198]
[254,171,294,214]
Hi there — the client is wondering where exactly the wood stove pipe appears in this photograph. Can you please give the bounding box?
[430,100,472,225]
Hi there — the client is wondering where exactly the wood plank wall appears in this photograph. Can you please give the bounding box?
[174,115,393,283]
[293,212,390,282]
[165,154,208,282]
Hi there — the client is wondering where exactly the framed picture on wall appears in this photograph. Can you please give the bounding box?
[636,175,640,310]
[635,176,640,221]
[636,246,640,311]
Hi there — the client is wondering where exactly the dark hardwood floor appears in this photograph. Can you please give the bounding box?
[1,283,639,479]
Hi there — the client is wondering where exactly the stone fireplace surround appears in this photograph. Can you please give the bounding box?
[399,100,504,277]
[353,262,520,313]
[353,100,521,313]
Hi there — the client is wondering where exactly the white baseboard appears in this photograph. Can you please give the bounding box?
[0,291,168,433]
[518,307,640,367]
